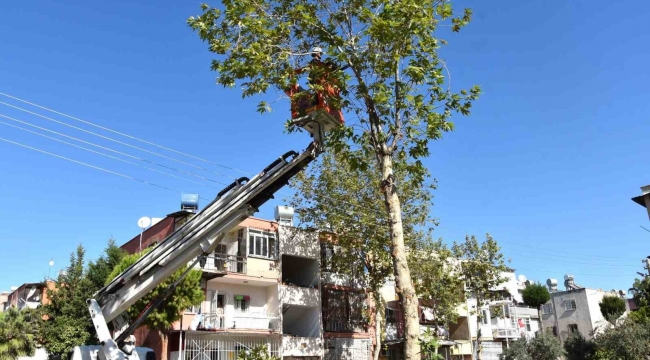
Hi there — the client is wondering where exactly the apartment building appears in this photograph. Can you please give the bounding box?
[319,233,374,360]
[2,281,55,311]
[120,205,323,360]
[0,291,9,311]
[379,270,540,360]
[540,275,622,344]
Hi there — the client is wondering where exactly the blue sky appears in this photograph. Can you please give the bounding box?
[0,0,649,293]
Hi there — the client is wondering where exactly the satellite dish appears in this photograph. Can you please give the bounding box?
[138,216,152,229]
[49,260,54,267]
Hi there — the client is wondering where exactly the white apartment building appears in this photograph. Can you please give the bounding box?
[540,275,624,345]
[379,269,540,360]
[122,206,323,360]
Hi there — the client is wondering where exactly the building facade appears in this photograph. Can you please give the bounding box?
[540,275,620,344]
[121,207,323,360]
[2,281,55,311]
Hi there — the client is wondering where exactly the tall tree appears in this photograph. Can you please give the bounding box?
[86,238,126,291]
[0,307,40,360]
[409,239,464,337]
[188,0,480,357]
[288,151,434,359]
[452,235,508,360]
[40,245,97,360]
[106,250,204,360]
[501,331,564,360]
[599,296,626,324]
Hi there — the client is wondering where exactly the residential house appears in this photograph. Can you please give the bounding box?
[0,291,9,311]
[319,233,374,360]
[3,281,55,311]
[120,205,323,360]
[540,275,622,344]
[379,269,540,360]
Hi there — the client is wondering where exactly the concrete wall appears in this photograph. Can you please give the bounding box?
[281,286,320,307]
[205,282,276,314]
[542,289,595,342]
[283,336,323,357]
[247,257,278,279]
[279,226,319,259]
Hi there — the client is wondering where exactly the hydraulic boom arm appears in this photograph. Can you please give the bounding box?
[85,110,339,360]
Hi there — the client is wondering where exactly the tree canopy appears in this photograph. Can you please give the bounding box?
[40,245,97,360]
[599,295,626,324]
[0,307,40,360]
[500,331,564,360]
[189,0,480,357]
[521,283,550,310]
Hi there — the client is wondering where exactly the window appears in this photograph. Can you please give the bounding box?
[564,299,577,311]
[348,292,365,323]
[248,229,276,258]
[481,309,489,325]
[323,289,367,331]
[568,324,578,333]
[234,295,249,313]
[524,317,531,331]
[542,303,554,315]
[385,308,397,324]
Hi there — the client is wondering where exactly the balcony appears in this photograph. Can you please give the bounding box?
[282,336,323,357]
[280,285,319,307]
[323,320,365,333]
[201,254,247,274]
[493,327,522,339]
[200,312,279,331]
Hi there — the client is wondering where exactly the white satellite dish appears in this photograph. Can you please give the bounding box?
[138,216,152,229]
[49,260,54,267]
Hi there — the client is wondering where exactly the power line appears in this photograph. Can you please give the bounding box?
[0,120,220,190]
[0,92,250,175]
[497,240,640,261]
[0,136,211,201]
[0,101,235,179]
[503,251,640,268]
[500,245,641,263]
[0,113,229,187]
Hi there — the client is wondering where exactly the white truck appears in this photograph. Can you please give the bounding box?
[75,111,340,360]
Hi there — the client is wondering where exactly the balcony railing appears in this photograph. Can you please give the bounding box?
[493,327,522,338]
[201,254,247,274]
[201,312,279,331]
[323,320,366,333]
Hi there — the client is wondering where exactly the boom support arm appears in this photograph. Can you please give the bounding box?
[86,110,337,360]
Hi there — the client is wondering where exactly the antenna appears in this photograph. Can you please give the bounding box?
[48,258,54,279]
[137,217,152,252]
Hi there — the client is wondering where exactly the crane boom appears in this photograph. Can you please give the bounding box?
[83,110,340,360]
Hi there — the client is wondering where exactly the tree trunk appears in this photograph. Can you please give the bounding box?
[380,154,420,360]
[374,301,383,360]
[475,301,482,360]
[160,331,168,360]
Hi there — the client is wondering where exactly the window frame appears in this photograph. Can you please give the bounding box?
[234,295,249,313]
[542,303,554,315]
[564,299,577,311]
[247,229,277,259]
[568,324,578,333]
[481,309,489,325]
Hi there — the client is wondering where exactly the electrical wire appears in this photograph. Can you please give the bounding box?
[497,240,640,261]
[0,92,250,175]
[0,120,220,190]
[0,113,229,187]
[0,136,211,201]
[0,101,235,179]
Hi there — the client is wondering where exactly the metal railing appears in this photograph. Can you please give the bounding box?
[493,327,522,338]
[201,312,279,331]
[201,254,247,274]
[183,333,280,360]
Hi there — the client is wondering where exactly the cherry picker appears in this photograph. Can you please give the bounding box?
[75,106,341,360]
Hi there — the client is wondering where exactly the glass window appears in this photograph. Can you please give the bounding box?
[481,309,489,325]
[234,295,249,313]
[524,318,531,331]
[564,299,577,311]
[542,303,554,314]
[248,229,277,258]
[568,324,578,333]
[349,292,365,323]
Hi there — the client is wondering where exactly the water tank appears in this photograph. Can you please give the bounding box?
[181,194,199,212]
[546,278,558,292]
[275,206,294,226]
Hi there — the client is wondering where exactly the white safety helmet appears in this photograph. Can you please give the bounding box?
[312,46,323,54]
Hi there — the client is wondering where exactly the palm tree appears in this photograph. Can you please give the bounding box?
[0,307,39,360]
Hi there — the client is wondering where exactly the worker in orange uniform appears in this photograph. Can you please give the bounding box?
[285,47,349,124]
